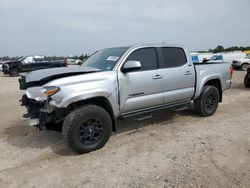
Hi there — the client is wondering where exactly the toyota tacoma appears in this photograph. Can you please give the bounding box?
[19,44,233,154]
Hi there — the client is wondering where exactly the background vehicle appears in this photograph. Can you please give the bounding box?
[232,56,250,71]
[244,66,250,88]
[2,56,67,76]
[0,61,3,71]
[19,44,233,154]
[66,58,83,65]
[191,52,213,63]
[66,59,83,65]
[209,52,246,64]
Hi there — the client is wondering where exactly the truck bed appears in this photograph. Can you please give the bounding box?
[193,62,232,99]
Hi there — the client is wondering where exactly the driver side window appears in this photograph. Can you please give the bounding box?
[126,48,158,71]
[23,57,35,64]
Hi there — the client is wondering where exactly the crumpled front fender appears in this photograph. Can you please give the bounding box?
[59,88,111,108]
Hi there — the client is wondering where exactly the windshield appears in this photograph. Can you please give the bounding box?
[82,47,128,70]
[209,55,217,61]
[18,56,25,61]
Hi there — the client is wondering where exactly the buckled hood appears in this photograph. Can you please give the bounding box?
[19,66,101,89]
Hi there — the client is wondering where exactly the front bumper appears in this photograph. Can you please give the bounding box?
[232,61,242,68]
[232,64,241,68]
[21,94,52,129]
[21,94,44,118]
[2,64,9,74]
[21,94,68,129]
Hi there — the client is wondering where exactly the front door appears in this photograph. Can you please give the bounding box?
[118,47,164,113]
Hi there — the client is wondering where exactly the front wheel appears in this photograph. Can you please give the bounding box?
[62,105,112,154]
[244,74,250,88]
[9,68,19,77]
[194,85,219,117]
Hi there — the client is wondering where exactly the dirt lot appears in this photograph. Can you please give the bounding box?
[0,71,249,188]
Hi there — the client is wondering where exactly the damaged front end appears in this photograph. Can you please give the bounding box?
[20,85,69,131]
[21,94,48,129]
[18,66,101,130]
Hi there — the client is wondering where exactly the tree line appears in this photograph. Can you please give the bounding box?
[1,45,250,61]
[0,54,89,62]
[199,45,250,53]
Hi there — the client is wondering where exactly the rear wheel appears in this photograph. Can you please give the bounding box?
[194,85,219,117]
[62,105,112,154]
[244,74,250,88]
[9,68,19,77]
[241,63,249,71]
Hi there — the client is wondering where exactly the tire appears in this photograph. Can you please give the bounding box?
[194,85,219,117]
[244,74,250,88]
[9,68,19,77]
[241,63,249,71]
[62,105,112,154]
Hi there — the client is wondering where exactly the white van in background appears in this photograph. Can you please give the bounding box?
[209,51,246,64]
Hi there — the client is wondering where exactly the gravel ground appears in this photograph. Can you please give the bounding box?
[0,71,249,188]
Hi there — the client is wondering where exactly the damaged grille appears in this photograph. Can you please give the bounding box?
[21,94,45,118]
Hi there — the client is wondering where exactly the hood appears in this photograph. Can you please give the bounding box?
[234,58,250,62]
[4,60,18,64]
[20,66,102,89]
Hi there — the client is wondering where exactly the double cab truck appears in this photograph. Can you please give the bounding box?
[19,44,233,154]
[2,56,67,76]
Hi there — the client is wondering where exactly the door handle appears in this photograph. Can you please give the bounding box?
[152,75,163,79]
[184,71,192,75]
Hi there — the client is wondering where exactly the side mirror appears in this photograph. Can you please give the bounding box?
[121,61,141,73]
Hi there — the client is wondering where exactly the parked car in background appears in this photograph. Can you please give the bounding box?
[208,52,246,64]
[66,58,83,65]
[2,56,67,76]
[0,61,3,71]
[244,65,250,88]
[232,56,250,71]
[19,44,233,154]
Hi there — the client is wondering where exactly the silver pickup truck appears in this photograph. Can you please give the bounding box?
[19,44,233,154]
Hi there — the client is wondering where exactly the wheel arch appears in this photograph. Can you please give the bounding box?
[195,75,223,102]
[204,79,222,102]
[66,96,117,132]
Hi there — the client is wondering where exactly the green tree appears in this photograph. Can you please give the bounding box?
[213,45,224,53]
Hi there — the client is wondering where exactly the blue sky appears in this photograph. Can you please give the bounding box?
[0,0,249,56]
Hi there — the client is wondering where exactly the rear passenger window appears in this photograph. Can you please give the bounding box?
[161,47,187,68]
[126,48,158,71]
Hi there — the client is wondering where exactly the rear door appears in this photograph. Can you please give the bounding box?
[22,57,35,71]
[159,47,195,104]
[118,47,164,113]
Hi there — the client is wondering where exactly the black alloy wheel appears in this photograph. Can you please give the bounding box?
[62,105,112,154]
[79,118,104,145]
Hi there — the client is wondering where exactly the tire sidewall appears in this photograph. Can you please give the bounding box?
[64,105,112,154]
[10,68,19,76]
[244,74,250,88]
[201,86,219,116]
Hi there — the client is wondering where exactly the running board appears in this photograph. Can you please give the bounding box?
[118,101,191,119]
[135,113,153,121]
